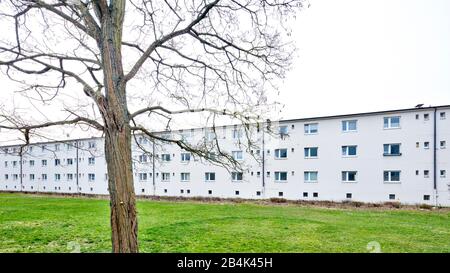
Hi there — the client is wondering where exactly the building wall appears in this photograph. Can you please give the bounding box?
[1,106,449,206]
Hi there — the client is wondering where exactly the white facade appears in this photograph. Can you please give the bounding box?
[1,105,449,206]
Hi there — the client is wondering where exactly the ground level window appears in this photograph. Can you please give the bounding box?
[389,194,396,200]
[164,189,167,193]
[346,193,352,199]
[303,192,308,197]
[208,190,212,195]
[313,192,318,198]
[279,192,283,197]
[256,191,261,196]
[423,195,430,201]
[235,191,239,195]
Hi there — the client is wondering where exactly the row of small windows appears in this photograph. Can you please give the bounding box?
[1,141,98,155]
[3,169,447,183]
[3,173,96,181]
[3,157,97,168]
[134,140,447,164]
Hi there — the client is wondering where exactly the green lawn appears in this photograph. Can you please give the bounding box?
[0,193,449,253]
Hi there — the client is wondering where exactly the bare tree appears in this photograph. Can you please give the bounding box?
[0,0,303,252]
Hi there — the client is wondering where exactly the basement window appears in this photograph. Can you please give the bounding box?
[313,192,318,198]
[389,194,396,200]
[423,195,430,201]
[256,191,261,196]
[164,189,167,193]
[278,192,283,197]
[346,193,352,199]
[235,191,240,196]
[208,190,212,195]
[303,192,308,197]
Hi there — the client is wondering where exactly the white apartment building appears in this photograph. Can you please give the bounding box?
[0,105,449,206]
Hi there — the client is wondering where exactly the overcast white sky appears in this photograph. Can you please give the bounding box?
[1,0,450,144]
[278,0,450,119]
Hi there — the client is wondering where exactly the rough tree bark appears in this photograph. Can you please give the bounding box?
[98,0,138,252]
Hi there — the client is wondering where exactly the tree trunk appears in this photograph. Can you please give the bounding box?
[104,124,138,253]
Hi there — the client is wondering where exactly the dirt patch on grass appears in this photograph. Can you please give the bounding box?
[1,191,448,211]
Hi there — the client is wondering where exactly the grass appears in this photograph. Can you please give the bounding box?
[0,193,449,253]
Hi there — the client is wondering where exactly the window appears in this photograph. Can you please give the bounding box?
[424,113,430,120]
[67,158,73,165]
[235,191,240,196]
[389,194,396,200]
[232,151,243,161]
[304,123,318,134]
[440,112,446,119]
[4,161,7,168]
[232,129,242,139]
[29,160,35,167]
[139,154,148,163]
[55,174,61,181]
[67,173,73,181]
[274,171,288,182]
[88,173,95,182]
[29,174,35,180]
[424,170,430,178]
[42,160,47,166]
[13,174,18,181]
[88,157,95,165]
[274,149,288,159]
[416,142,420,148]
[346,193,352,199]
[42,174,47,181]
[304,147,318,158]
[278,125,288,136]
[208,190,213,195]
[303,192,308,197]
[440,141,446,149]
[205,172,215,182]
[55,159,61,166]
[383,116,400,129]
[342,145,357,156]
[415,114,419,120]
[4,174,8,180]
[383,144,401,156]
[256,191,261,196]
[162,173,170,182]
[181,173,190,182]
[384,171,401,182]
[206,131,216,141]
[161,154,171,162]
[41,145,46,152]
[342,120,357,132]
[424,142,430,149]
[304,171,318,183]
[12,161,17,168]
[313,192,318,198]
[139,173,147,181]
[231,172,243,181]
[440,170,446,178]
[342,171,357,182]
[278,192,284,197]
[423,195,430,201]
[55,144,60,151]
[416,170,419,175]
[88,141,96,149]
[181,153,191,162]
